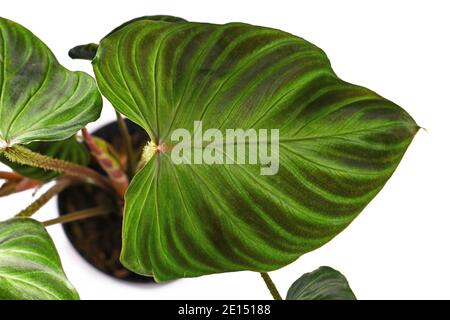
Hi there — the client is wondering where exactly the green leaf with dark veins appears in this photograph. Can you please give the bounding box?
[0,17,102,147]
[0,136,89,181]
[0,218,79,300]
[93,19,419,281]
[286,266,356,300]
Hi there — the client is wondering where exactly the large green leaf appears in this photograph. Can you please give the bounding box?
[0,136,90,181]
[93,19,418,281]
[0,218,79,300]
[286,266,356,300]
[0,17,102,147]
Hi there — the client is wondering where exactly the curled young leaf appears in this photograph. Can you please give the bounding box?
[0,17,102,147]
[0,218,79,300]
[93,19,418,281]
[286,266,356,300]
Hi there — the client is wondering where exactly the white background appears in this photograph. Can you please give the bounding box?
[1,0,449,300]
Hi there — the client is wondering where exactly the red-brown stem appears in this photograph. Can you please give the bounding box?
[0,171,23,182]
[82,128,128,199]
[3,145,113,193]
[0,182,18,197]
[15,178,73,217]
[0,178,42,197]
[15,178,42,193]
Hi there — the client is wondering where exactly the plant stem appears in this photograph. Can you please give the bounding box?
[0,178,42,197]
[0,182,16,197]
[43,206,112,227]
[260,272,283,300]
[82,128,129,199]
[115,111,137,176]
[0,171,23,181]
[16,178,72,217]
[2,145,113,193]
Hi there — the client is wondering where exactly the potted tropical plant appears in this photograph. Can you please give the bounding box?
[0,15,418,300]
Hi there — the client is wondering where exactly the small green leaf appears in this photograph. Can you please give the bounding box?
[68,43,99,61]
[93,19,418,281]
[0,136,89,181]
[286,266,356,300]
[0,17,102,147]
[0,218,79,300]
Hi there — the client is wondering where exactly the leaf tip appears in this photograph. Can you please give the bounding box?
[68,43,99,61]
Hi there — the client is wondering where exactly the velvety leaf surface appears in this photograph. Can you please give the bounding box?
[0,218,79,300]
[0,136,89,181]
[286,266,356,300]
[0,17,102,147]
[93,20,419,281]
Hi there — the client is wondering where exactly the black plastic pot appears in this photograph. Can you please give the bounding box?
[57,120,152,282]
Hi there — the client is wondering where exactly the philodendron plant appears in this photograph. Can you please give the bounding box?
[0,15,418,300]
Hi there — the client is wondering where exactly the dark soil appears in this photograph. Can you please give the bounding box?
[57,119,153,282]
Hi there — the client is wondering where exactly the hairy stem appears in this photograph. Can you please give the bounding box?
[116,111,137,176]
[82,128,129,198]
[43,206,112,227]
[2,145,113,193]
[16,178,72,217]
[260,272,283,300]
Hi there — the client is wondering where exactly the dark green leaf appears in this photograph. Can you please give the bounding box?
[0,136,89,181]
[68,43,99,61]
[0,218,79,300]
[93,20,418,281]
[0,17,102,147]
[286,266,356,300]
